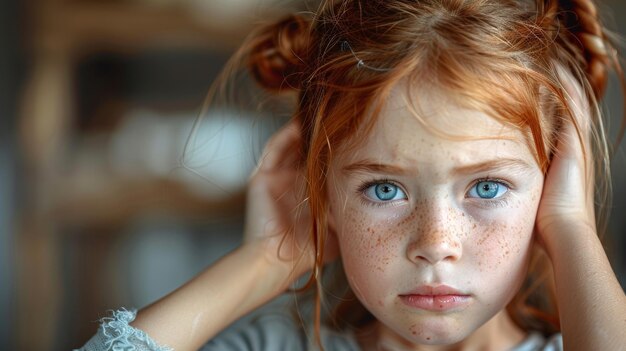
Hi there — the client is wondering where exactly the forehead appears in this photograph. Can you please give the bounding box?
[336,82,537,170]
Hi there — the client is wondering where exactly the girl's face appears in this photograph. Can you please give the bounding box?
[327,84,544,347]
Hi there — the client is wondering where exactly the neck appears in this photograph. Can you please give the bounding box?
[358,310,527,351]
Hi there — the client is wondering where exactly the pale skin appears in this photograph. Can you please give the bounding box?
[129,68,626,350]
[326,82,543,350]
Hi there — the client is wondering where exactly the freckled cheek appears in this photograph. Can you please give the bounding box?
[337,208,403,291]
[468,202,537,275]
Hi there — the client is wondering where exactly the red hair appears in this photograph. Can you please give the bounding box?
[240,0,625,344]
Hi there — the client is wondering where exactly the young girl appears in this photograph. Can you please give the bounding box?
[77,0,626,350]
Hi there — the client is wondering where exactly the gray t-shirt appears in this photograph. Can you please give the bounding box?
[76,309,563,351]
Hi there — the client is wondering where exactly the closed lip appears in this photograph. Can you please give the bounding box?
[400,284,469,296]
[399,285,472,312]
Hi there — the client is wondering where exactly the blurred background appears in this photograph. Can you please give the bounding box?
[0,0,625,350]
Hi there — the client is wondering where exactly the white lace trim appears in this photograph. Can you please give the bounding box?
[98,308,172,351]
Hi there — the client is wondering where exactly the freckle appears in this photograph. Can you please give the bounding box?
[427,337,431,340]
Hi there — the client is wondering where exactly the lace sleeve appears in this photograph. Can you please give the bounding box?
[74,308,172,351]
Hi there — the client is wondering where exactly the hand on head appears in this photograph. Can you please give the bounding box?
[536,65,597,244]
[244,119,339,286]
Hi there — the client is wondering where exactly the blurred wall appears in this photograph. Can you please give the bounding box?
[602,0,626,284]
[0,0,21,347]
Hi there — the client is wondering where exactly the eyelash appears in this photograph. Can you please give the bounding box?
[466,177,514,209]
[356,177,514,208]
[356,178,407,208]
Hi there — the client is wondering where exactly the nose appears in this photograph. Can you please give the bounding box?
[406,208,463,265]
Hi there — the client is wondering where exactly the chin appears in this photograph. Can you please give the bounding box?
[398,320,474,346]
[409,331,467,346]
[413,334,466,346]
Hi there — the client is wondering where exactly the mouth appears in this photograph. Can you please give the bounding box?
[399,285,472,312]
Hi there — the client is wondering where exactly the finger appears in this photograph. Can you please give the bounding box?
[254,119,303,174]
[550,64,596,205]
[262,119,302,169]
[554,64,592,161]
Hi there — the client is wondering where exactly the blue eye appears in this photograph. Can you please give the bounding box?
[467,180,508,199]
[363,182,407,202]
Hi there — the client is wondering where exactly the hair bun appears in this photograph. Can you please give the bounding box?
[248,15,311,92]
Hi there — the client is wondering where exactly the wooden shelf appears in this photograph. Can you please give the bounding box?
[17,1,280,349]
[32,2,267,55]
[50,176,246,229]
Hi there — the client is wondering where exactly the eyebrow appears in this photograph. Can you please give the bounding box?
[342,160,415,176]
[341,158,534,176]
[451,158,534,176]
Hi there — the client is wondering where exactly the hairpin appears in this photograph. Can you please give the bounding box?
[340,41,391,72]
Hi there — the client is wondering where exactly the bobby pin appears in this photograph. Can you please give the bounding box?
[340,40,392,72]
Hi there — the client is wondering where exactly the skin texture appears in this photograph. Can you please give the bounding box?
[327,82,544,350]
[125,69,625,351]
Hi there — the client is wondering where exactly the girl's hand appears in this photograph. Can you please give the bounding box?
[533,65,626,351]
[128,123,338,349]
[243,120,338,287]
[536,65,596,244]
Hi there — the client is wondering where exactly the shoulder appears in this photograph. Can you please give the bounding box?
[202,313,305,351]
[512,332,563,351]
[202,312,360,351]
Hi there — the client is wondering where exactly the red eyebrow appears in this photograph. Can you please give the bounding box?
[342,161,414,175]
[342,158,534,176]
[451,158,534,176]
